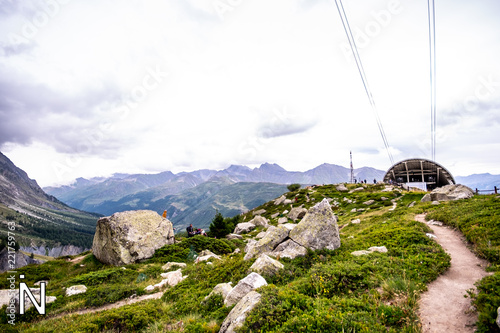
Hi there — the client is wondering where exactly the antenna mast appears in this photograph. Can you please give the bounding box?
[350,151,355,183]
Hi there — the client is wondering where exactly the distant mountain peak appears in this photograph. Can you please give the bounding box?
[258,163,286,172]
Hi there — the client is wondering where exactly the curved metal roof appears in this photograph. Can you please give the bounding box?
[383,158,455,189]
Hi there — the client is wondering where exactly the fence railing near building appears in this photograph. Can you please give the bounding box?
[475,186,498,195]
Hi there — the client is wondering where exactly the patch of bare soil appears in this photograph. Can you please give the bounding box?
[415,214,491,333]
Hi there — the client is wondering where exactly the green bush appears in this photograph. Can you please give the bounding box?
[472,272,500,333]
[150,236,236,263]
[68,267,136,286]
[287,183,301,192]
[84,284,142,307]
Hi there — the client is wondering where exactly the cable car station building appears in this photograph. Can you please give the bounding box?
[383,158,455,191]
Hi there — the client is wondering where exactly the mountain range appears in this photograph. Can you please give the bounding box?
[2,148,499,254]
[44,163,385,230]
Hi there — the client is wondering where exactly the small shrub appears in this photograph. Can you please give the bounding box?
[472,273,500,333]
[84,284,142,307]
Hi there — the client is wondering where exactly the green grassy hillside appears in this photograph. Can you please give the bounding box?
[1,185,498,332]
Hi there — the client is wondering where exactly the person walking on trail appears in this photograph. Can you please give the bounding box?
[186,224,195,237]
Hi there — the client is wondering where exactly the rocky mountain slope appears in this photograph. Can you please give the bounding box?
[0,152,99,257]
[4,184,498,332]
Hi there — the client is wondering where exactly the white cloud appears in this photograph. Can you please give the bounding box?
[1,0,499,186]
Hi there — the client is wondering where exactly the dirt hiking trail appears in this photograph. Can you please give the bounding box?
[51,292,163,320]
[415,214,491,333]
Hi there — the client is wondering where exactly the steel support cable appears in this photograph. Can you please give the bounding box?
[428,0,437,161]
[334,0,394,165]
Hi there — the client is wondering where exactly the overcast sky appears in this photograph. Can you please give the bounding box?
[1,0,499,187]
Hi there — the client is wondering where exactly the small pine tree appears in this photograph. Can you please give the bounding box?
[209,211,228,238]
[287,183,301,192]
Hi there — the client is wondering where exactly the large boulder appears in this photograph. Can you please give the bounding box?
[219,291,262,333]
[244,225,290,261]
[271,239,307,259]
[289,199,341,251]
[224,272,267,307]
[249,254,284,276]
[92,210,174,266]
[496,306,500,329]
[421,184,474,202]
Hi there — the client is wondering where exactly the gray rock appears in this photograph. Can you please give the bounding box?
[250,216,269,227]
[283,199,293,205]
[421,193,432,202]
[289,199,341,251]
[65,285,87,297]
[349,187,364,193]
[199,250,217,257]
[155,269,185,289]
[336,184,348,192]
[219,291,262,333]
[335,184,349,192]
[281,223,297,231]
[92,210,175,266]
[496,306,500,329]
[234,222,256,234]
[204,282,233,303]
[277,217,288,224]
[408,201,416,207]
[363,200,375,205]
[244,239,258,253]
[431,201,440,205]
[249,254,284,276]
[244,225,290,260]
[270,212,279,219]
[351,219,361,224]
[224,272,267,307]
[253,209,266,216]
[422,184,474,202]
[195,253,221,264]
[274,195,286,205]
[368,246,388,253]
[226,233,243,240]
[271,239,307,259]
[255,231,267,239]
[288,207,307,221]
[351,250,372,256]
[351,245,388,256]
